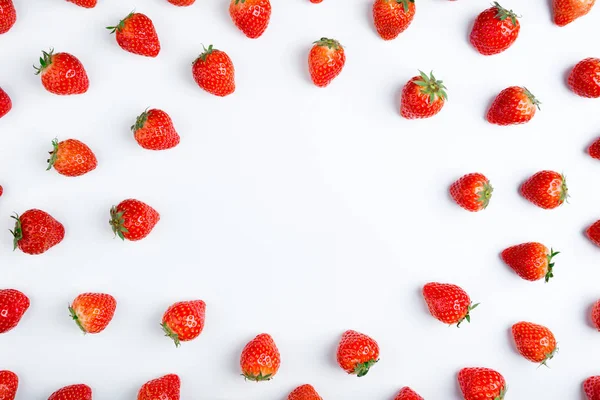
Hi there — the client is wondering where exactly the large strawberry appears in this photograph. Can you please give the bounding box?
[47,138,97,177]
[568,58,600,98]
[161,300,206,347]
[47,384,92,400]
[229,0,271,39]
[587,220,600,247]
[487,86,539,125]
[394,387,424,400]
[66,0,97,7]
[591,300,600,331]
[109,199,160,241]
[167,0,195,5]
[553,0,596,26]
[0,87,11,119]
[422,283,478,327]
[308,38,346,88]
[69,293,117,334]
[192,45,235,97]
[240,333,281,381]
[372,0,415,41]
[132,109,180,150]
[458,367,506,400]
[585,376,600,400]
[501,242,558,282]
[34,50,89,95]
[0,289,29,334]
[0,0,16,34]
[520,170,568,209]
[450,173,493,212]
[12,210,65,255]
[137,374,180,400]
[511,321,557,365]
[0,370,18,400]
[107,12,160,57]
[470,3,520,56]
[400,71,447,119]
[336,330,379,377]
[288,384,322,400]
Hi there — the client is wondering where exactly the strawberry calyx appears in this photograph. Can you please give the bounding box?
[353,359,378,377]
[314,37,342,50]
[109,206,129,240]
[545,248,560,282]
[46,138,60,171]
[559,174,569,204]
[539,346,558,368]
[414,70,448,105]
[195,44,215,64]
[131,109,149,133]
[394,0,414,12]
[493,2,520,26]
[456,302,480,328]
[161,322,181,347]
[242,371,273,382]
[9,213,22,250]
[522,87,541,110]
[106,11,134,33]
[234,0,247,4]
[69,305,88,334]
[477,181,494,209]
[494,386,507,400]
[33,49,55,75]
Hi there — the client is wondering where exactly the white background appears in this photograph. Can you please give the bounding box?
[1,0,600,399]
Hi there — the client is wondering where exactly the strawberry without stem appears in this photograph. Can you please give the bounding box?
[520,170,568,209]
[553,0,596,26]
[470,2,520,56]
[132,109,180,150]
[66,0,97,8]
[336,330,379,377]
[373,0,415,41]
[569,58,600,98]
[591,300,600,331]
[0,289,29,334]
[12,210,65,255]
[34,50,89,95]
[0,87,11,119]
[138,374,180,400]
[229,0,271,39]
[590,138,600,160]
[109,199,160,241]
[47,138,97,177]
[192,45,235,97]
[0,0,16,34]
[458,367,506,400]
[450,173,493,212]
[423,283,478,327]
[587,220,600,247]
[501,242,558,282]
[69,293,117,334]
[584,376,600,400]
[240,333,281,381]
[400,71,447,119]
[288,384,322,400]
[511,321,557,365]
[395,387,423,400]
[107,12,160,57]
[47,384,91,400]
[487,86,539,125]
[167,0,195,6]
[0,370,18,400]
[308,38,346,88]
[161,300,206,347]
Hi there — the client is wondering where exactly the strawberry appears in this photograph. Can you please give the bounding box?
[0,0,16,34]
[0,289,29,334]
[34,50,89,95]
[0,185,3,197]
[450,173,493,212]
[69,293,117,334]
[240,333,281,381]
[501,242,558,282]
[394,387,424,400]
[308,38,346,88]
[47,384,92,400]
[132,109,180,150]
[585,376,600,400]
[470,3,520,56]
[11,210,65,255]
[66,0,97,7]
[511,321,557,365]
[520,170,568,209]
[587,220,600,247]
[137,374,180,400]
[336,330,379,377]
[192,45,235,97]
[422,283,479,327]
[372,0,416,41]
[109,199,160,241]
[229,0,271,39]
[400,71,447,119]
[591,300,600,331]
[458,367,506,400]
[568,58,600,98]
[0,87,11,119]
[288,384,322,400]
[0,370,18,400]
[161,300,206,347]
[47,138,98,177]
[589,138,600,159]
[167,0,195,6]
[107,12,160,57]
[553,0,595,26]
[310,0,323,3]
[487,86,539,125]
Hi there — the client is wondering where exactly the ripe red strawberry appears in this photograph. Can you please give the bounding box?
[132,109,180,150]
[34,50,89,95]
[372,0,416,41]
[587,220,600,247]
[585,376,600,400]
[553,0,596,26]
[137,374,180,400]
[12,210,65,255]
[520,170,568,209]
[167,0,195,6]
[109,199,160,241]
[192,45,235,97]
[511,321,557,365]
[470,3,520,56]
[400,71,447,119]
[450,173,493,212]
[458,367,506,400]
[0,185,3,197]
[568,58,600,98]
[0,0,16,34]
[0,87,11,119]
[288,384,322,400]
[0,289,29,334]
[501,242,558,282]
[229,0,271,39]
[161,300,206,347]
[589,138,600,160]
[310,0,323,3]
[240,333,281,381]
[591,300,600,331]
[394,387,424,400]
[66,0,97,7]
[47,138,97,177]
[69,293,117,334]
[308,38,346,88]
[107,12,160,57]
[422,283,479,327]
[487,86,539,125]
[336,330,379,377]
[47,384,92,400]
[0,370,18,400]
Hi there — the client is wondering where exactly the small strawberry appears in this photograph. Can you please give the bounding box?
[161,300,206,347]
[47,138,98,177]
[229,0,271,39]
[584,376,600,400]
[47,384,92,400]
[310,0,323,3]
[34,50,89,95]
[0,0,16,34]
[553,0,596,26]
[69,293,117,334]
[458,367,506,400]
[568,58,600,98]
[372,0,416,41]
[587,220,600,247]
[11,210,65,255]
[131,108,180,150]
[0,289,29,334]
[0,87,11,119]
[336,330,379,377]
[308,38,346,88]
[0,370,18,400]
[240,333,281,381]
[0,185,3,197]
[394,387,424,400]
[591,300,600,331]
[470,3,520,56]
[288,384,322,400]
[107,12,160,57]
[501,242,558,282]
[450,173,493,212]
[109,199,160,241]
[167,0,195,6]
[520,170,568,209]
[589,138,600,160]
[487,86,539,125]
[66,0,97,7]
[400,71,447,119]
[511,321,557,365]
[422,283,479,327]
[137,374,180,400]
[192,45,235,97]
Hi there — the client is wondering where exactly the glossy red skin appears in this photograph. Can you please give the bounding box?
[310,0,323,3]
[137,374,180,400]
[589,138,600,159]
[487,87,536,125]
[229,0,271,39]
[501,242,550,281]
[400,76,445,119]
[114,13,160,57]
[470,6,520,55]
[48,384,92,400]
[520,170,566,209]
[40,52,89,95]
[51,139,97,177]
[373,0,416,41]
[167,0,195,5]
[587,220,600,247]
[0,370,18,400]
[162,300,206,342]
[113,199,160,241]
[0,0,16,34]
[394,387,424,400]
[458,367,506,400]
[591,300,600,331]
[133,109,180,150]
[192,50,235,97]
[240,333,281,381]
[450,173,491,212]
[14,209,65,255]
[336,330,379,375]
[288,384,322,400]
[0,87,11,119]
[308,42,345,88]
[71,293,117,334]
[0,289,29,334]
[66,0,97,7]
[553,0,596,26]
[511,321,556,363]
[422,283,472,325]
[585,376,600,400]
[569,58,600,98]
[0,185,3,197]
